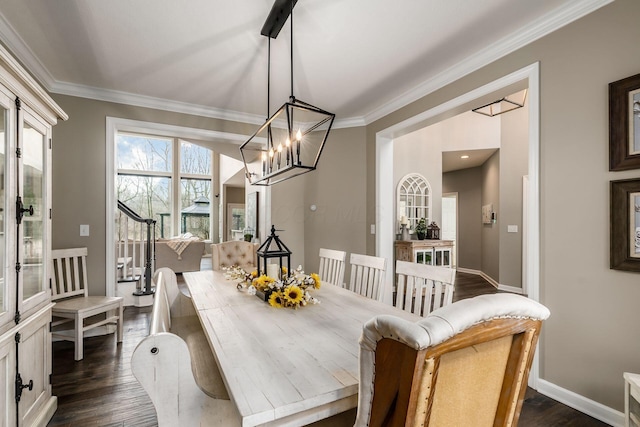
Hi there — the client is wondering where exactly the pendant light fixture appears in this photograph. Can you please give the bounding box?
[240,0,335,186]
[472,89,528,117]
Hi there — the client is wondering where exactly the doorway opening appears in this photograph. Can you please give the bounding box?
[375,62,540,384]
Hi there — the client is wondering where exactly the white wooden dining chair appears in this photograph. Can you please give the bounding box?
[348,253,387,301]
[318,248,347,287]
[395,260,456,317]
[51,248,124,360]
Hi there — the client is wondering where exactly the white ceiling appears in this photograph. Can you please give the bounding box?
[442,148,498,173]
[0,0,610,126]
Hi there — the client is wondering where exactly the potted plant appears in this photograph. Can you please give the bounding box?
[414,218,427,240]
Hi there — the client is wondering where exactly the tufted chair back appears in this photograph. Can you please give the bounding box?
[211,241,258,272]
[354,293,550,427]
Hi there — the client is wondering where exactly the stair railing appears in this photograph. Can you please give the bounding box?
[117,200,156,295]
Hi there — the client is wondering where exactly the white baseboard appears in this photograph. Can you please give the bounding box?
[456,267,486,277]
[455,268,524,294]
[497,283,524,294]
[536,379,623,426]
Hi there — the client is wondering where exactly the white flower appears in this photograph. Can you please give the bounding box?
[247,285,257,295]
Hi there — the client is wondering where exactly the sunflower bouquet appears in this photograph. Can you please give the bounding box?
[251,265,321,309]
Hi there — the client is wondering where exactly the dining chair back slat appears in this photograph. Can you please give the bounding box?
[395,260,455,316]
[348,253,386,301]
[318,248,347,287]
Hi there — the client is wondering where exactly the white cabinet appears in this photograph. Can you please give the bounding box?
[0,43,67,427]
[395,240,454,268]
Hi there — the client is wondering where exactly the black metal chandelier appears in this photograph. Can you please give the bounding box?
[240,0,335,186]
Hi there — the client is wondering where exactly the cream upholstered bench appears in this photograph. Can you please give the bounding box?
[131,267,240,426]
[211,241,258,271]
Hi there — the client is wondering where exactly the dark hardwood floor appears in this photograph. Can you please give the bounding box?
[48,269,610,426]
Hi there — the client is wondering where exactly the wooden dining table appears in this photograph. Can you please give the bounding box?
[183,270,422,427]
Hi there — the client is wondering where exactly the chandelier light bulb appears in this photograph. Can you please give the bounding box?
[296,129,302,141]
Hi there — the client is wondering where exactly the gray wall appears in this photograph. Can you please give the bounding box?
[442,167,482,270]
[365,0,640,410]
[499,100,528,288]
[225,186,244,204]
[481,151,500,282]
[303,126,368,277]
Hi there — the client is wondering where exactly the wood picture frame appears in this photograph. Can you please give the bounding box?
[609,72,640,170]
[610,178,640,271]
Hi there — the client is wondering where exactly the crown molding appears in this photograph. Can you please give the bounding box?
[333,116,366,129]
[363,0,613,125]
[51,80,269,126]
[0,0,613,129]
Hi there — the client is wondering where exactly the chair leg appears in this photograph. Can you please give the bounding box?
[75,314,83,361]
[117,303,124,343]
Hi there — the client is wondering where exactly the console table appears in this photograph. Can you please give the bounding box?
[395,240,454,268]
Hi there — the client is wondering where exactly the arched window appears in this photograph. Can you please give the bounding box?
[397,173,431,230]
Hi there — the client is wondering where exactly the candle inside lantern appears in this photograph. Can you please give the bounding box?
[261,152,267,175]
[267,263,279,280]
[296,129,302,164]
[269,148,274,172]
[277,143,283,168]
[285,137,291,165]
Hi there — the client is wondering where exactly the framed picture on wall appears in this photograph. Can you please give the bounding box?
[482,204,493,224]
[610,178,640,271]
[609,72,640,170]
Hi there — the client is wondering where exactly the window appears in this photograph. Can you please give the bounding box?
[117,133,213,240]
[397,173,431,231]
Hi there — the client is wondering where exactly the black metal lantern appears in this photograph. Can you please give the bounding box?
[427,221,440,240]
[239,0,334,186]
[256,225,291,279]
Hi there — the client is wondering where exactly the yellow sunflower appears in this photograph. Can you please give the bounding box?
[310,273,321,289]
[281,266,288,275]
[268,291,285,308]
[250,270,258,278]
[283,285,304,305]
[253,274,275,291]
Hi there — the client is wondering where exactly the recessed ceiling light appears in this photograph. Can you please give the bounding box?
[461,155,470,159]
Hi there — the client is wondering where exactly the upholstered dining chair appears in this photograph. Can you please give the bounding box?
[354,293,550,427]
[318,248,347,287]
[348,253,386,301]
[211,241,258,272]
[395,260,456,317]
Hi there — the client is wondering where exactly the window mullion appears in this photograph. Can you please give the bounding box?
[172,138,180,236]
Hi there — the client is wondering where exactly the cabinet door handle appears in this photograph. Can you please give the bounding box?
[16,196,34,224]
[15,372,33,403]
